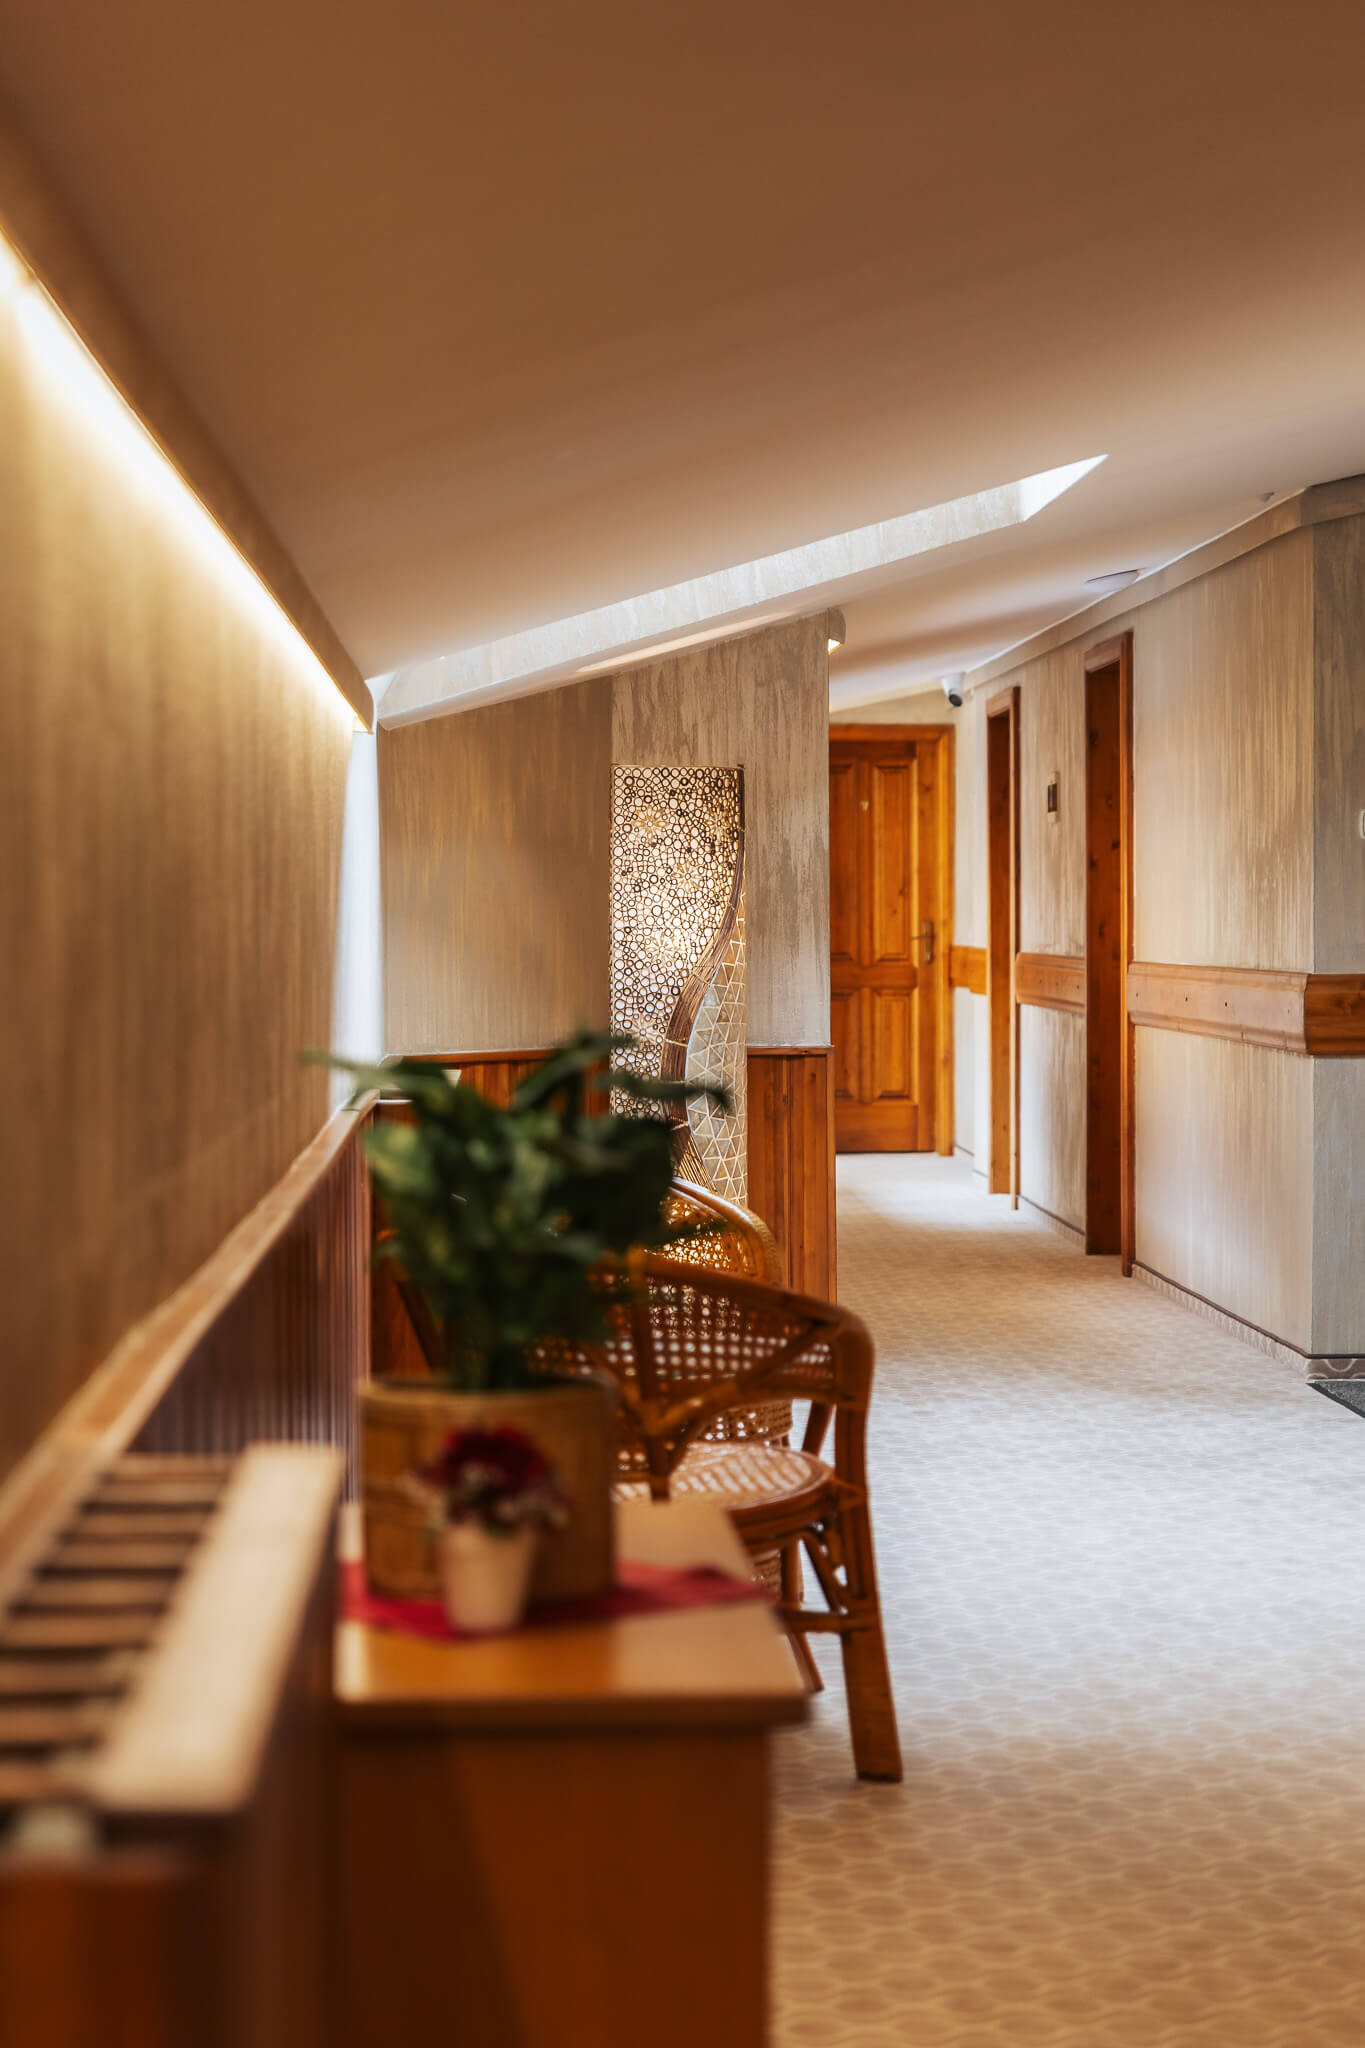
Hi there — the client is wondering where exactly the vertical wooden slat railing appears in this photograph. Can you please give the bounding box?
[131,1110,371,1494]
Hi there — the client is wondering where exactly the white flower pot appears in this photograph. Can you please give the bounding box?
[440,1521,539,1634]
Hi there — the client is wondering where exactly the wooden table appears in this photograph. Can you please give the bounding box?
[331,1498,806,2048]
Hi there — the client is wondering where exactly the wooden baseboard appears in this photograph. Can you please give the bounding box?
[1014,953,1085,1014]
[1132,1263,1365,1377]
[1019,1196,1085,1247]
[1127,963,1365,1054]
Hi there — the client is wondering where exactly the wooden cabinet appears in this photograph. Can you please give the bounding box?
[331,1499,805,2048]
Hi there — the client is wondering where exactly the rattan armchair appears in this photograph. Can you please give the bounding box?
[591,1257,902,1783]
[663,1180,781,1283]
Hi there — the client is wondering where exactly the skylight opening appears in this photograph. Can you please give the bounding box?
[381,456,1107,723]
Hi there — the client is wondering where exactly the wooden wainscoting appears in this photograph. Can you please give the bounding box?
[391,1047,837,1305]
[1126,963,1365,1054]
[400,1048,554,1103]
[949,945,987,996]
[747,1047,837,1301]
[1014,953,1086,1014]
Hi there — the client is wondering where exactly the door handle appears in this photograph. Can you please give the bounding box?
[910,921,935,965]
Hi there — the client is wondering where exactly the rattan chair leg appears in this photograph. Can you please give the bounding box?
[839,1614,902,1782]
[780,1543,823,1692]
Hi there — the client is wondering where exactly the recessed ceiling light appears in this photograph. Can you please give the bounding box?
[1085,569,1143,594]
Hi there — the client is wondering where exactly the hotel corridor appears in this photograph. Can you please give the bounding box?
[773,1155,1365,2047]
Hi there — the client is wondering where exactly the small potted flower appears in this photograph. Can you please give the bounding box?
[410,1426,569,1633]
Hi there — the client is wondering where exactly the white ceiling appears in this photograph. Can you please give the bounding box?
[2,0,1364,702]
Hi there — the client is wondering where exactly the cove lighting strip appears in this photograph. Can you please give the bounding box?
[0,225,355,730]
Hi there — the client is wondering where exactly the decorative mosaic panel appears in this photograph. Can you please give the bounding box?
[609,765,747,1202]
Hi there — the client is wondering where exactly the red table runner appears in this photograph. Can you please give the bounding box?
[339,1557,771,1642]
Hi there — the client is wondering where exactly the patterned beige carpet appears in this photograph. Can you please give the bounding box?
[772,1155,1365,2047]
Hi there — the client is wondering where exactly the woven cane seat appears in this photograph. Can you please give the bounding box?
[614,1442,830,1520]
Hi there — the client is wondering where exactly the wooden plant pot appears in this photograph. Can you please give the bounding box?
[361,1375,617,1602]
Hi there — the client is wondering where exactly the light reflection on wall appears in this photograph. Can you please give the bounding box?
[0,224,352,732]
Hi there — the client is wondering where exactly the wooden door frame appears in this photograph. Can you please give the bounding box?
[828,723,955,1156]
[985,688,1020,1202]
[1083,633,1134,1271]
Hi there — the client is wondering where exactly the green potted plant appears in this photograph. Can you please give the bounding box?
[325,1031,726,1603]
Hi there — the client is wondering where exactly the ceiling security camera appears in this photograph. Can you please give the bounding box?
[943,673,965,708]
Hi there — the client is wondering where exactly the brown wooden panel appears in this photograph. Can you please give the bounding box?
[913,730,940,1154]
[1085,659,1124,1254]
[401,1050,552,1107]
[1304,977,1365,1054]
[869,760,914,963]
[986,691,1019,1199]
[333,1501,792,2048]
[828,760,859,965]
[830,730,948,1154]
[868,992,913,1103]
[745,1049,835,1301]
[830,992,859,1104]
[0,1852,208,2048]
[381,1047,838,1314]
[1115,634,1136,1275]
[1015,953,1086,1014]
[949,945,987,995]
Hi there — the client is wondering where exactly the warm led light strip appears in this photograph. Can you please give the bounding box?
[0,224,357,729]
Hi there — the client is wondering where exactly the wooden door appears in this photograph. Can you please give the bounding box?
[1083,632,1134,1266]
[985,689,1019,1199]
[829,734,940,1151]
[1084,658,1123,1253]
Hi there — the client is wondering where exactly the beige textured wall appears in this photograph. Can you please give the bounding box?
[0,273,352,1484]
[1018,648,1087,957]
[1312,1064,1365,1354]
[615,617,830,1046]
[380,678,613,1052]
[960,510,1365,1351]
[1313,519,1365,973]
[1136,1031,1314,1350]
[380,617,830,1055]
[1134,531,1314,969]
[1018,1009,1087,1230]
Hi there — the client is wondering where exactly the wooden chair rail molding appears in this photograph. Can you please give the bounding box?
[1126,963,1365,1055]
[1013,952,1086,1015]
[949,945,987,996]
